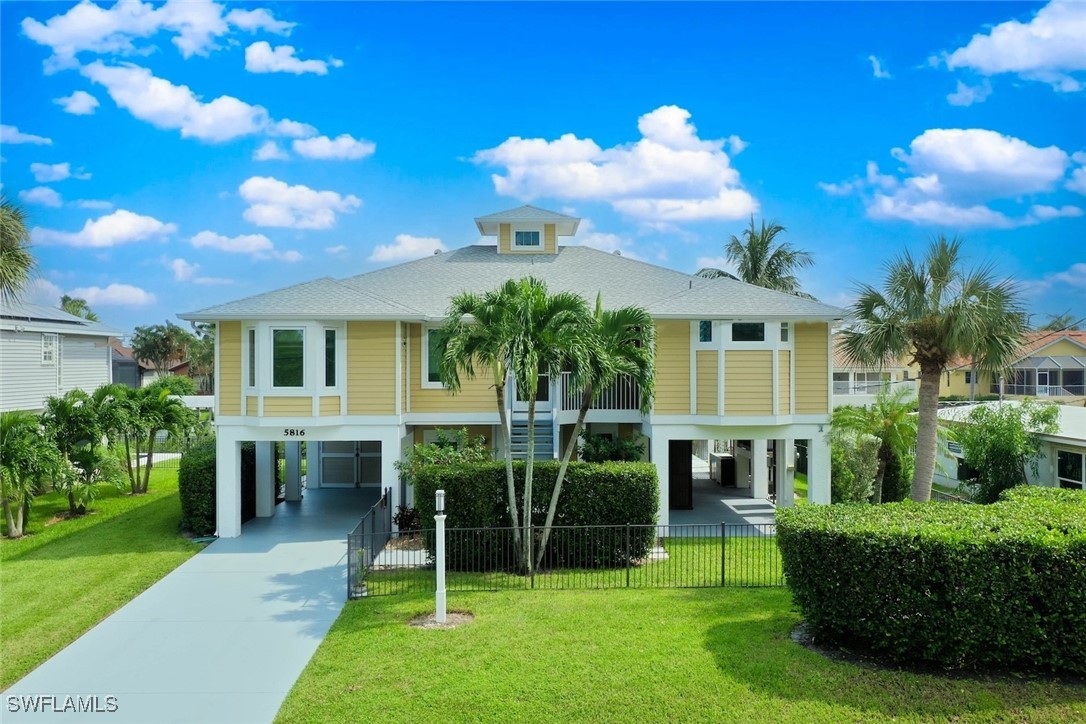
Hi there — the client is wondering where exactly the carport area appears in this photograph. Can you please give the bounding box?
[5,487,377,724]
[668,454,777,527]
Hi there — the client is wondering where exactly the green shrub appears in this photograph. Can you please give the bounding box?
[580,433,645,462]
[777,487,1086,673]
[178,440,216,536]
[414,461,658,570]
[881,451,913,503]
[829,434,878,503]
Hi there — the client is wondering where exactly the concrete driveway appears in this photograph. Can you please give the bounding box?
[5,488,378,724]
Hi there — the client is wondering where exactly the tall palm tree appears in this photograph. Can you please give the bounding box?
[0,196,38,305]
[696,216,814,297]
[1038,312,1082,332]
[60,294,100,321]
[536,294,655,568]
[831,386,917,504]
[1,411,62,538]
[839,237,1026,502]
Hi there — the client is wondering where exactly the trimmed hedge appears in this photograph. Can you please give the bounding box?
[777,486,1086,673]
[414,461,659,570]
[178,440,216,536]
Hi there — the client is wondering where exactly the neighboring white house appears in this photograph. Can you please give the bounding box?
[936,401,1086,492]
[0,301,121,413]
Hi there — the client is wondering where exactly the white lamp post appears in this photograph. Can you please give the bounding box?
[435,489,447,624]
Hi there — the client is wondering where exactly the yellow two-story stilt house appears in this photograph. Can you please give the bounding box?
[181,206,843,538]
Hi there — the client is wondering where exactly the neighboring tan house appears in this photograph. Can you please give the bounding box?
[831,337,917,408]
[939,331,1086,403]
[936,401,1086,492]
[1,301,121,413]
[180,205,844,538]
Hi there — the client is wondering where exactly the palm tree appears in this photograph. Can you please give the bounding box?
[40,390,102,515]
[839,237,1026,502]
[0,196,37,305]
[1038,312,1082,332]
[696,216,814,297]
[1,411,62,538]
[60,294,100,321]
[831,386,917,504]
[536,294,655,568]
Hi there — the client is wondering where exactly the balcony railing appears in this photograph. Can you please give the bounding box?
[990,384,1086,397]
[833,381,897,395]
[560,372,641,412]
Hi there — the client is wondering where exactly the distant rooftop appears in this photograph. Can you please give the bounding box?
[474,205,580,236]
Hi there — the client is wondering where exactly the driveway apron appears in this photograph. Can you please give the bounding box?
[5,488,378,724]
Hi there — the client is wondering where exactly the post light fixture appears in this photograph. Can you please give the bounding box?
[436,489,445,515]
[435,489,447,623]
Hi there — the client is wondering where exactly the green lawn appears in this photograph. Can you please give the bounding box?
[0,468,204,689]
[278,588,1085,723]
[794,471,809,504]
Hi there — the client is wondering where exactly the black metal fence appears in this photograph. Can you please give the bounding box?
[348,522,782,599]
[348,487,393,599]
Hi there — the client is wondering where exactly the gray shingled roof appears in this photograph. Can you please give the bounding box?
[474,205,579,235]
[182,245,844,322]
[0,301,121,336]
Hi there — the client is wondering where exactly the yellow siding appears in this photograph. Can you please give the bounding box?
[346,321,397,415]
[320,396,341,416]
[263,397,312,416]
[696,350,718,415]
[544,223,557,253]
[778,350,791,414]
[1039,340,1086,357]
[409,324,495,412]
[941,369,993,397]
[795,323,829,414]
[245,395,258,416]
[724,350,773,415]
[654,321,690,414]
[498,223,511,253]
[218,322,241,415]
[401,322,409,413]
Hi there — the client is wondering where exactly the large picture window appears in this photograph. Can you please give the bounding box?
[1057,449,1085,490]
[732,322,765,342]
[425,328,449,386]
[272,329,304,387]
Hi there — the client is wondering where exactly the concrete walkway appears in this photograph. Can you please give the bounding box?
[668,456,777,528]
[5,487,378,724]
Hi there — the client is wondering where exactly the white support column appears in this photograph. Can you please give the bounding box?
[216,434,241,538]
[306,440,321,489]
[255,441,276,517]
[807,435,832,504]
[775,438,795,508]
[381,429,401,524]
[284,441,302,502]
[650,434,670,527]
[752,439,770,500]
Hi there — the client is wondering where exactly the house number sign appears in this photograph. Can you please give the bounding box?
[283,428,306,437]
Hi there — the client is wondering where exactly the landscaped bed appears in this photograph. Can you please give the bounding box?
[276,588,1085,723]
[0,468,204,689]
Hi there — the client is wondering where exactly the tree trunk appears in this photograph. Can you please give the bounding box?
[536,383,593,569]
[911,366,942,502]
[872,442,889,504]
[141,431,156,494]
[123,434,137,494]
[495,383,521,550]
[3,500,22,539]
[130,435,141,495]
[522,396,536,574]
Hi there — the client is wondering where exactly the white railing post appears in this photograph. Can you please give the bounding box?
[435,489,446,624]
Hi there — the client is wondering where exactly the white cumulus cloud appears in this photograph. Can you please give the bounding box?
[325,244,348,255]
[19,187,63,207]
[76,199,114,210]
[224,7,295,35]
[168,257,233,285]
[0,124,52,145]
[30,162,89,182]
[244,41,339,75]
[68,283,156,307]
[942,1,1086,93]
[566,218,642,260]
[946,79,992,107]
[190,230,274,253]
[239,176,361,229]
[253,141,288,161]
[368,234,448,262]
[33,209,176,247]
[54,90,99,115]
[472,105,757,223]
[292,134,375,160]
[868,55,891,79]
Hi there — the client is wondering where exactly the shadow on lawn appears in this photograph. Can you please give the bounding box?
[697,589,1086,719]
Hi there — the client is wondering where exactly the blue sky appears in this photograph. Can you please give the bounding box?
[2,1,1084,335]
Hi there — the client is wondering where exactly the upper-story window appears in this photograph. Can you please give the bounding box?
[698,321,713,343]
[732,322,765,342]
[325,329,337,387]
[272,328,304,388]
[247,329,256,387]
[514,230,541,248]
[41,333,58,365]
[424,327,450,388]
[780,323,790,343]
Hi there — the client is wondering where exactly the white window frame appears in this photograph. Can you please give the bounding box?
[693,320,716,350]
[513,228,542,248]
[1056,448,1085,490]
[422,326,447,389]
[271,327,306,390]
[41,333,58,366]
[245,327,257,389]
[323,327,339,389]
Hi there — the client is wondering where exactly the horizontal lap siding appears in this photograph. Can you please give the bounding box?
[347,321,396,415]
[725,350,773,415]
[0,331,56,412]
[245,395,258,415]
[320,396,341,416]
[263,397,311,416]
[778,350,792,414]
[795,323,829,414]
[409,324,494,413]
[60,337,110,396]
[218,322,242,415]
[654,321,690,414]
[696,350,718,416]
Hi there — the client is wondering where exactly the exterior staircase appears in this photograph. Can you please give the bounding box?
[509,415,555,460]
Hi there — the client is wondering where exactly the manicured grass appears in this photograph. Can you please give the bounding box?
[0,468,204,689]
[794,471,809,504]
[278,588,1086,723]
